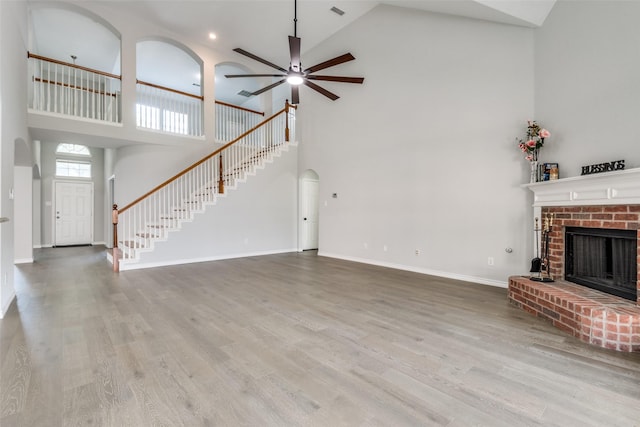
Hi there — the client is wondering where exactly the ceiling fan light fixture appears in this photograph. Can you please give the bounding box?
[286,74,304,85]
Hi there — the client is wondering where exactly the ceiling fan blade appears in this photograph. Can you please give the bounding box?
[291,85,300,104]
[233,48,287,73]
[303,80,339,101]
[305,53,356,74]
[225,74,286,78]
[306,75,364,84]
[289,36,301,72]
[252,79,286,96]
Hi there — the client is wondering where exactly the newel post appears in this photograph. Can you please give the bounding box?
[218,154,225,194]
[112,204,119,272]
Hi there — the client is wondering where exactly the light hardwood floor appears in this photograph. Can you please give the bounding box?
[1,246,639,426]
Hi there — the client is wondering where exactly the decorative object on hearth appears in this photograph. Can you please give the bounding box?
[529,217,542,274]
[581,159,625,176]
[516,120,550,183]
[531,212,555,282]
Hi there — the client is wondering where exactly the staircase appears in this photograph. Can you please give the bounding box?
[112,102,296,271]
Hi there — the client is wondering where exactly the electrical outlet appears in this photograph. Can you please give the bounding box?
[488,257,494,266]
[415,249,420,255]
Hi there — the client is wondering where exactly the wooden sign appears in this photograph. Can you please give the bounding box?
[581,160,625,175]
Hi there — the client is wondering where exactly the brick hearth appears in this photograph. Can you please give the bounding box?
[508,204,640,352]
[509,276,640,352]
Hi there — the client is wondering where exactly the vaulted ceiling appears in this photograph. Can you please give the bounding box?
[29,0,556,107]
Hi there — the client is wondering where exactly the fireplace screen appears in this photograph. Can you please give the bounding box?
[565,227,637,301]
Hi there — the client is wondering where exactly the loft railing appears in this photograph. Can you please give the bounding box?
[215,100,265,143]
[28,52,122,123]
[113,101,296,264]
[28,53,268,140]
[136,79,204,137]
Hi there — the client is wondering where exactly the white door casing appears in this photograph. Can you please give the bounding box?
[54,181,93,246]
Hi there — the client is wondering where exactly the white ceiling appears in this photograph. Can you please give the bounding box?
[28,0,555,107]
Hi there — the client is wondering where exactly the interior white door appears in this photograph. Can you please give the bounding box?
[55,181,93,246]
[301,179,319,250]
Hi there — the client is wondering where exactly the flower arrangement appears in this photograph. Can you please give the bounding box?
[517,120,550,162]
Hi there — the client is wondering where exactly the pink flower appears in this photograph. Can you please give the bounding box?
[525,154,534,161]
[539,129,550,139]
[525,139,537,148]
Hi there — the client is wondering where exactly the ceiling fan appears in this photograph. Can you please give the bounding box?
[224,0,364,104]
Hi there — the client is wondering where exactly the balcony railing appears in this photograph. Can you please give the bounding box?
[215,101,265,143]
[28,52,121,123]
[27,53,279,142]
[136,80,204,137]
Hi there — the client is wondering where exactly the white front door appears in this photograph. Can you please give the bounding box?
[54,181,93,246]
[301,178,319,250]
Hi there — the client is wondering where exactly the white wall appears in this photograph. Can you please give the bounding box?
[14,166,33,263]
[0,0,29,318]
[122,145,298,269]
[534,0,640,175]
[298,5,536,286]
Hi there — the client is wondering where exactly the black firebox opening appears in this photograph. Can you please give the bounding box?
[565,227,637,301]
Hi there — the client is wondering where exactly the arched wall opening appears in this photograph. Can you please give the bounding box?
[29,3,121,75]
[136,38,204,136]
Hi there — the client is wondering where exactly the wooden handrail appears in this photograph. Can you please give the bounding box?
[136,79,204,101]
[33,77,118,98]
[28,52,121,80]
[118,101,295,214]
[215,100,264,116]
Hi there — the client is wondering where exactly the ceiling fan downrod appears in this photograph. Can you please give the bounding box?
[293,0,298,38]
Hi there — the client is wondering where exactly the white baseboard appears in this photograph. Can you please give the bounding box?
[317,252,508,289]
[119,248,298,271]
[33,244,42,249]
[0,290,16,319]
[14,258,34,264]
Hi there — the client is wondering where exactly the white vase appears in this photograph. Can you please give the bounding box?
[529,161,538,183]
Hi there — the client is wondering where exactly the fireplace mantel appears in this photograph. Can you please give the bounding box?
[523,167,640,207]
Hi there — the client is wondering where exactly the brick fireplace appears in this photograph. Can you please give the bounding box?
[508,168,640,352]
[543,204,640,302]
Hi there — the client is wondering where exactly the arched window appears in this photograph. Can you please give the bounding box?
[56,143,91,156]
[55,143,92,178]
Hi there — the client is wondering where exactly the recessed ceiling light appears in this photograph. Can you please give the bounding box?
[208,32,217,40]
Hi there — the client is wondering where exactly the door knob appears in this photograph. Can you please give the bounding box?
[303,218,307,220]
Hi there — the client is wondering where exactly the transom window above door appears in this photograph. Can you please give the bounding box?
[56,143,91,156]
[55,143,92,178]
